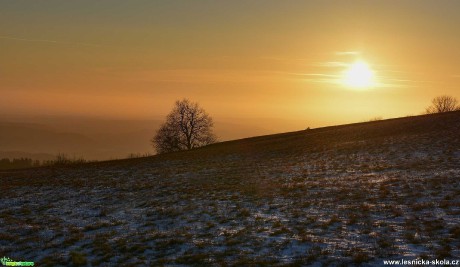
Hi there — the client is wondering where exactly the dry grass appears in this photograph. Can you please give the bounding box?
[1,111,460,265]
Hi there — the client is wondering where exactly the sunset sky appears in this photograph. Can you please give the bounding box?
[2,0,460,129]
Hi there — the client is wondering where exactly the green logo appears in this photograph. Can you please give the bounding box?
[0,257,12,266]
[0,257,34,266]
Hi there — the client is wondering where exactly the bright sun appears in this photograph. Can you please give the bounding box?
[342,60,375,89]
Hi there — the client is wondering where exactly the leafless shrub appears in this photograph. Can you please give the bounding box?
[425,95,460,114]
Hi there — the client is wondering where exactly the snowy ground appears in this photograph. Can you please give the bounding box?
[1,113,459,266]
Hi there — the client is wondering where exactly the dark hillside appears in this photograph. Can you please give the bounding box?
[126,110,459,163]
[1,111,459,266]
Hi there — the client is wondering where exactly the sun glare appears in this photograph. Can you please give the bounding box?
[342,60,375,89]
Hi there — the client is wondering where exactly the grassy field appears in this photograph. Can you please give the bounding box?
[1,111,459,266]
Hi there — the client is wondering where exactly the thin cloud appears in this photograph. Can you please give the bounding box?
[292,71,424,89]
[386,78,425,83]
[289,72,341,85]
[298,51,430,89]
[289,73,340,78]
[0,35,104,47]
[301,78,341,85]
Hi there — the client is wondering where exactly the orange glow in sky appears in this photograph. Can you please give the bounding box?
[1,1,460,130]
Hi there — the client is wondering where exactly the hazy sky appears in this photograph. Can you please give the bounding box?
[2,0,460,128]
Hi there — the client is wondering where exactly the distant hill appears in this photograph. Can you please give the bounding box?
[0,120,161,160]
[0,151,55,161]
[0,122,95,153]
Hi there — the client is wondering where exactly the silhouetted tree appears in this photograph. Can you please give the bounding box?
[426,95,460,114]
[152,99,217,154]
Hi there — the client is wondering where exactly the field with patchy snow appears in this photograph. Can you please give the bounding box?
[1,112,460,266]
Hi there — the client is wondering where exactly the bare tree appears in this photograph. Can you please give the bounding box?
[152,99,217,154]
[425,95,460,114]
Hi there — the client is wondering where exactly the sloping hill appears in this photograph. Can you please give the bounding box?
[1,111,459,266]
